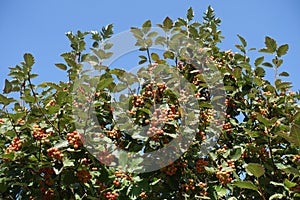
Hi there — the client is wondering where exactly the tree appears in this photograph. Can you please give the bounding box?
[0,6,299,200]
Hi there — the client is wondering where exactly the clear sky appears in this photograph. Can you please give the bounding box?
[1,0,300,92]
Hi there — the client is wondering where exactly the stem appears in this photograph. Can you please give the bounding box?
[5,108,19,137]
[38,140,42,162]
[27,72,59,132]
[256,179,266,200]
[146,48,152,65]
[57,173,63,200]
[274,55,279,89]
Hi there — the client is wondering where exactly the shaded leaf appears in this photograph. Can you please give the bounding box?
[277,44,288,57]
[279,72,289,77]
[254,56,264,66]
[187,7,194,21]
[0,94,16,105]
[3,79,12,94]
[237,34,247,47]
[163,17,173,30]
[151,53,159,61]
[262,62,273,68]
[265,36,277,53]
[24,53,35,68]
[55,63,67,70]
[142,20,152,34]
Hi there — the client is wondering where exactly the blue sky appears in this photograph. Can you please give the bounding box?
[1,0,300,92]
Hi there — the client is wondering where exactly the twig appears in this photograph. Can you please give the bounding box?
[27,72,59,132]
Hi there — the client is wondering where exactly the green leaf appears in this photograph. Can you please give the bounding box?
[272,58,283,67]
[103,42,113,50]
[258,48,273,54]
[262,62,273,68]
[55,63,67,70]
[0,182,8,193]
[21,95,36,103]
[254,56,264,66]
[269,194,284,200]
[237,34,247,47]
[288,123,300,147]
[24,53,35,68]
[150,178,161,185]
[277,44,288,57]
[163,17,173,30]
[163,51,175,59]
[230,147,242,161]
[235,44,246,54]
[187,7,194,21]
[147,31,158,38]
[151,52,159,61]
[275,163,300,176]
[142,20,152,34]
[265,36,277,53]
[254,67,265,77]
[279,72,289,77]
[283,179,297,188]
[131,28,144,39]
[3,79,12,94]
[101,24,113,39]
[256,114,272,126]
[97,77,114,90]
[245,163,265,178]
[215,185,227,197]
[0,94,16,105]
[63,158,75,167]
[233,181,258,191]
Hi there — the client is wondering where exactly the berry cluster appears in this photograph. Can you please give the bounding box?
[41,189,55,200]
[216,144,227,154]
[97,150,115,165]
[17,118,25,125]
[96,179,107,194]
[6,137,22,154]
[195,159,208,173]
[222,122,232,133]
[160,163,178,176]
[45,99,56,108]
[106,129,121,139]
[293,154,300,163]
[197,131,206,140]
[0,119,4,124]
[227,159,235,169]
[216,166,232,184]
[139,191,147,199]
[67,131,82,149]
[47,147,64,161]
[146,108,166,137]
[196,182,208,196]
[104,191,119,200]
[39,167,54,187]
[181,179,196,192]
[142,82,167,102]
[76,169,92,183]
[114,171,132,181]
[131,94,145,107]
[33,125,52,142]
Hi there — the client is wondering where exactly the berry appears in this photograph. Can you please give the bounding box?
[76,169,92,183]
[47,147,63,161]
[67,131,82,149]
[6,137,22,154]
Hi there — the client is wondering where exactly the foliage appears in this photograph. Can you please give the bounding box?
[1,6,300,200]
